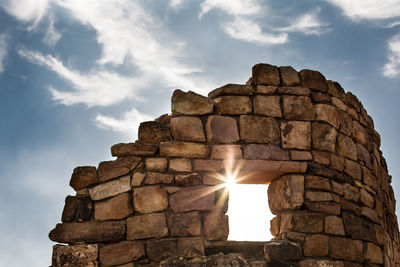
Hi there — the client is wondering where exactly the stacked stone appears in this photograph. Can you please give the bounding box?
[49,63,399,267]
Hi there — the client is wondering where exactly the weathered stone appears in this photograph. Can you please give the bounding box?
[89,175,131,201]
[330,237,363,262]
[364,242,383,264]
[98,157,141,182]
[331,181,343,195]
[332,97,348,111]
[352,121,368,146]
[325,216,345,235]
[211,145,242,159]
[330,153,345,171]
[315,104,340,129]
[208,84,254,98]
[127,212,168,240]
[290,150,313,161]
[278,86,311,96]
[299,260,344,267]
[160,142,210,158]
[361,207,379,224]
[282,95,315,120]
[268,175,304,214]
[168,158,192,172]
[147,238,204,262]
[145,158,167,172]
[280,66,300,85]
[170,116,206,142]
[163,186,182,194]
[171,89,214,115]
[264,241,302,261]
[281,121,311,149]
[344,159,362,180]
[94,192,132,221]
[131,172,145,187]
[305,176,330,191]
[204,211,229,240]
[133,186,168,213]
[244,144,289,160]
[345,92,361,112]
[111,143,158,157]
[304,234,329,256]
[312,150,330,165]
[138,121,171,143]
[312,92,331,103]
[340,199,361,215]
[253,95,282,117]
[175,173,203,186]
[170,186,215,213]
[257,85,277,94]
[283,212,324,233]
[305,202,340,215]
[168,211,201,237]
[155,113,171,124]
[312,122,337,152]
[337,134,357,160]
[62,195,92,222]
[70,166,98,191]
[215,96,252,114]
[240,115,280,144]
[206,115,239,143]
[299,69,328,92]
[176,237,205,258]
[338,111,352,136]
[343,211,376,242]
[305,191,333,202]
[357,144,372,168]
[252,63,280,85]
[343,183,360,202]
[49,221,125,243]
[144,172,174,185]
[52,244,98,267]
[360,189,374,208]
[99,241,145,267]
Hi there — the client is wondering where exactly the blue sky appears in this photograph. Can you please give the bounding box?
[1,0,400,266]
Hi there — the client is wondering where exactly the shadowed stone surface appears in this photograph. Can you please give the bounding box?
[268,175,304,214]
[70,166,98,191]
[240,115,280,144]
[170,116,206,142]
[126,212,168,240]
[206,115,240,143]
[133,186,168,214]
[172,89,214,115]
[208,84,255,98]
[252,63,280,85]
[99,241,145,267]
[170,186,215,212]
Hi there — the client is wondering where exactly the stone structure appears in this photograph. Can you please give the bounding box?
[49,64,399,266]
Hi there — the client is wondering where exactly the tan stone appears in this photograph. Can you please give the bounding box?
[193,159,224,172]
[215,96,252,114]
[281,121,311,149]
[171,89,213,115]
[211,145,242,159]
[252,63,280,85]
[331,97,348,111]
[305,191,333,202]
[304,234,328,256]
[306,176,331,191]
[145,158,167,172]
[138,121,171,143]
[99,241,145,267]
[344,159,362,180]
[282,95,315,120]
[331,181,343,195]
[253,95,282,117]
[170,185,215,213]
[339,110,352,136]
[206,115,240,143]
[312,92,332,103]
[208,83,254,98]
[176,237,205,258]
[270,216,280,237]
[279,66,300,85]
[347,107,358,120]
[312,150,330,165]
[337,134,357,160]
[70,166,98,191]
[169,158,192,172]
[159,142,210,158]
[94,193,132,221]
[240,115,280,144]
[144,172,174,185]
[244,144,289,160]
[330,153,345,171]
[315,104,340,129]
[364,242,383,264]
[163,186,182,194]
[203,211,229,240]
[340,199,361,215]
[98,157,141,182]
[170,116,205,142]
[312,122,337,152]
[131,172,145,187]
[268,175,304,214]
[299,69,328,92]
[133,186,168,213]
[342,211,376,242]
[352,121,368,146]
[290,150,313,161]
[146,238,204,262]
[264,241,302,261]
[175,173,203,186]
[52,244,98,267]
[327,80,345,98]
[278,86,311,96]
[361,207,379,223]
[345,92,361,112]
[357,144,372,169]
[325,216,345,235]
[168,211,201,237]
[343,184,360,202]
[89,175,131,201]
[360,188,374,208]
[291,213,324,233]
[111,143,157,157]
[330,237,363,262]
[305,202,340,215]
[299,260,344,267]
[126,212,168,240]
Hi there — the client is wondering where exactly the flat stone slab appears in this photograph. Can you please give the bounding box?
[205,241,265,261]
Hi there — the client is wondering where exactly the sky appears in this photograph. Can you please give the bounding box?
[0,0,400,266]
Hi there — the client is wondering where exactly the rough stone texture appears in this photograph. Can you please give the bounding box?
[170,186,215,213]
[70,166,98,191]
[99,241,145,267]
[160,142,210,158]
[147,238,204,262]
[281,121,311,149]
[244,144,289,160]
[278,86,311,96]
[344,159,362,180]
[325,216,345,236]
[62,195,92,222]
[211,144,242,159]
[253,95,282,117]
[145,158,167,172]
[280,66,300,85]
[290,150,312,161]
[215,96,252,114]
[89,175,131,201]
[305,176,330,191]
[312,122,337,152]
[138,121,171,143]
[240,115,280,144]
[342,211,376,242]
[282,96,315,120]
[126,212,168,240]
[133,186,168,213]
[268,175,304,214]
[175,173,203,186]
[252,63,280,85]
[337,134,357,160]
[330,237,363,262]
[98,157,141,182]
[111,143,158,157]
[170,116,206,142]
[315,104,340,129]
[299,260,344,267]
[171,89,214,115]
[204,211,229,240]
[304,234,329,256]
[364,242,383,264]
[299,69,328,92]
[264,241,302,261]
[144,172,174,185]
[94,192,132,221]
[208,83,255,98]
[52,244,98,267]
[168,158,192,172]
[257,85,278,94]
[131,172,145,187]
[206,115,240,143]
[168,211,201,237]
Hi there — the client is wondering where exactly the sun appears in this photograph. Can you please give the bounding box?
[225,174,237,190]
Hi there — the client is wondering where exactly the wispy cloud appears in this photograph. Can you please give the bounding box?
[1,0,51,26]
[95,108,153,138]
[278,8,330,35]
[0,34,7,73]
[199,0,262,18]
[383,33,400,78]
[43,14,61,46]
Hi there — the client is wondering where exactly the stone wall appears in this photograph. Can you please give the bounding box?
[49,63,399,267]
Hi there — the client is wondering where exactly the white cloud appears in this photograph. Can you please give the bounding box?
[169,0,184,9]
[0,34,7,73]
[95,108,153,138]
[278,8,330,35]
[383,33,400,78]
[1,0,51,25]
[43,15,61,46]
[325,0,400,21]
[199,0,262,18]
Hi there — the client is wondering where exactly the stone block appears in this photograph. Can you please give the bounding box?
[351,121,368,146]
[312,92,331,103]
[344,159,362,180]
[325,216,345,235]
[138,121,171,143]
[281,121,311,149]
[160,142,210,158]
[305,191,333,202]
[175,173,203,186]
[252,63,280,85]
[299,260,344,267]
[257,85,278,94]
[340,199,361,215]
[70,166,98,191]
[304,234,329,256]
[305,202,340,215]
[94,192,132,221]
[315,104,340,129]
[253,95,282,117]
[146,239,177,262]
[215,96,252,114]
[62,195,92,222]
[131,172,145,187]
[282,95,315,120]
[133,186,168,214]
[285,212,324,233]
[145,158,167,171]
[168,211,201,237]
[364,242,383,264]
[327,80,345,98]
[111,143,158,157]
[52,244,98,267]
[299,69,328,92]
[244,144,289,160]
[290,150,312,161]
[170,185,215,213]
[264,241,302,261]
[193,159,224,172]
[203,211,229,240]
[305,176,331,191]
[279,66,300,85]
[206,115,239,143]
[144,172,174,185]
[342,211,377,242]
[331,181,343,195]
[99,241,145,267]
[240,115,280,144]
[208,84,254,98]
[360,189,374,208]
[98,157,141,182]
[278,86,311,96]
[171,89,214,115]
[339,110,352,136]
[49,221,125,243]
[361,207,379,223]
[330,237,363,262]
[337,134,357,161]
[312,150,330,165]
[168,158,192,172]
[126,212,168,240]
[170,116,206,142]
[89,175,131,201]
[330,153,345,171]
[176,237,205,258]
[332,97,348,111]
[268,175,304,214]
[345,92,361,112]
[312,122,337,152]
[357,144,372,168]
[343,184,360,202]
[211,144,242,159]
